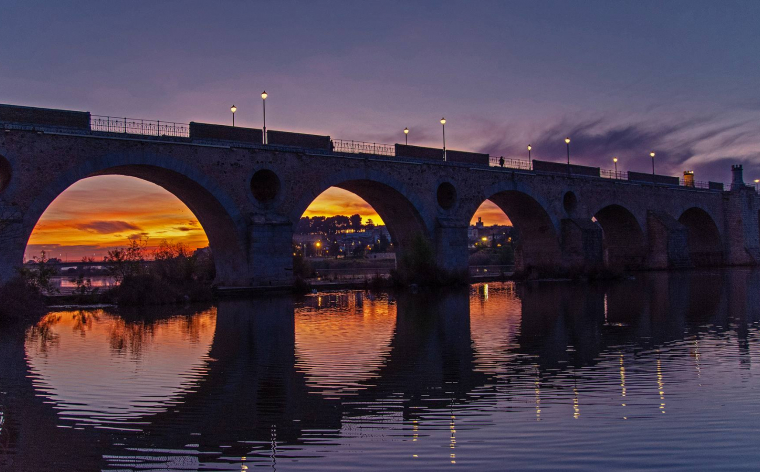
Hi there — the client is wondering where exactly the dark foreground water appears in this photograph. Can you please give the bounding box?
[1,269,759,471]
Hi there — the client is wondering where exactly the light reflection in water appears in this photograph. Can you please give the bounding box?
[2,270,760,471]
[24,308,216,428]
[294,291,396,397]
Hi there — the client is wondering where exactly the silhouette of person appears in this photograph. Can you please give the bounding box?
[499,156,504,167]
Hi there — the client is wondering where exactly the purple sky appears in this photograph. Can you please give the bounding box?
[2,0,759,182]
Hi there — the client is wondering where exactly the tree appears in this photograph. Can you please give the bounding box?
[373,233,390,253]
[329,240,340,258]
[349,214,363,232]
[104,238,147,282]
[17,250,58,294]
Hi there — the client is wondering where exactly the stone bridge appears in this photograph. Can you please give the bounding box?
[1,104,759,287]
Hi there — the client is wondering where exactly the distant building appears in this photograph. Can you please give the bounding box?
[468,219,513,248]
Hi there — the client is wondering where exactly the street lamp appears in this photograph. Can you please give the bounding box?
[565,137,571,166]
[650,151,656,176]
[440,118,446,161]
[404,127,409,145]
[527,144,532,165]
[230,105,237,127]
[261,91,268,144]
[613,156,618,175]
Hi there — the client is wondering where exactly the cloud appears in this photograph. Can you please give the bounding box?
[74,220,142,234]
[474,113,760,182]
[127,232,150,241]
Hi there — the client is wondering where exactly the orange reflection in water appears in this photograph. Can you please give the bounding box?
[468,283,523,374]
[25,308,216,428]
[294,292,396,397]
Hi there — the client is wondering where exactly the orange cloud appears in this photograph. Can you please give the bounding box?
[470,200,512,226]
[73,221,142,234]
[304,189,511,227]
[27,176,209,261]
[301,187,385,225]
[26,177,511,262]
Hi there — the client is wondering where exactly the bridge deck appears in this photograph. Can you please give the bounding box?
[0,115,727,193]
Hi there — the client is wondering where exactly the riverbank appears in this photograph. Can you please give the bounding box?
[39,271,515,303]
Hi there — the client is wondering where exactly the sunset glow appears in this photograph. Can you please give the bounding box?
[26,176,209,261]
[470,200,512,226]
[302,187,385,225]
[26,178,510,261]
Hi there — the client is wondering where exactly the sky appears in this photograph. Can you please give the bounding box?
[3,1,759,259]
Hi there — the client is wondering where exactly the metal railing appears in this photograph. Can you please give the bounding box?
[488,156,532,170]
[600,169,627,180]
[90,115,189,138]
[680,179,713,190]
[8,112,720,191]
[331,139,395,157]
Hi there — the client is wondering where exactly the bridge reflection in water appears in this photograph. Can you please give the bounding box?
[1,270,760,469]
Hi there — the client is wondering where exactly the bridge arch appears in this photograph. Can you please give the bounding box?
[468,183,561,272]
[592,204,646,269]
[678,207,723,266]
[21,152,249,286]
[290,170,432,260]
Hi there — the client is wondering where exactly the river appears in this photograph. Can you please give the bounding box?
[1,269,758,470]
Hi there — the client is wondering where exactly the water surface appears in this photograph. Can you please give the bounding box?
[1,269,759,470]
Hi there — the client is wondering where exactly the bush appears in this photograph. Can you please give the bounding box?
[392,234,468,287]
[104,238,148,282]
[103,239,216,306]
[468,246,515,266]
[107,273,213,306]
[17,251,58,294]
[0,276,47,321]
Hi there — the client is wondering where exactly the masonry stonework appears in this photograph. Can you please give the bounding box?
[0,124,758,287]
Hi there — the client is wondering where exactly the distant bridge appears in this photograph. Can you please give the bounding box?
[1,104,759,287]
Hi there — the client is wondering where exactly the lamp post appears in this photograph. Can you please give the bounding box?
[527,144,532,166]
[404,127,409,145]
[440,118,446,161]
[613,156,618,176]
[565,137,571,165]
[231,105,237,127]
[261,91,268,144]
[650,151,656,176]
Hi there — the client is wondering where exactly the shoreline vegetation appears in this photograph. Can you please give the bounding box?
[0,239,215,321]
[0,233,622,320]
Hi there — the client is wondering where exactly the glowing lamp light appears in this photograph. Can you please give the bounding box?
[261,91,268,100]
[754,179,759,184]
[404,127,409,135]
[230,105,237,113]
[613,157,618,163]
[481,237,488,241]
[565,137,570,144]
[650,152,655,158]
[440,118,446,125]
[527,144,532,151]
